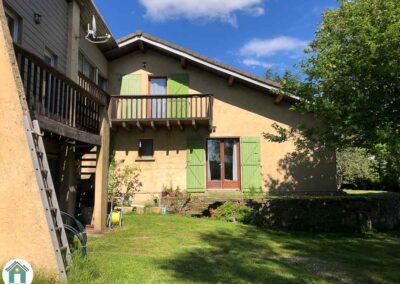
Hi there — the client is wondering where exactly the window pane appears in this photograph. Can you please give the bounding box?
[224,139,238,181]
[89,66,96,81]
[79,52,84,73]
[98,74,108,91]
[207,140,221,181]
[6,14,15,39]
[139,140,153,157]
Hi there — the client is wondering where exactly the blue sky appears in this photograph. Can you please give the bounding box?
[94,0,339,78]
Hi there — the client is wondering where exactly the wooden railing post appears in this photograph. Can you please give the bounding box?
[13,44,111,135]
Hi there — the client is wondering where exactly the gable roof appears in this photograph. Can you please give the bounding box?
[105,31,289,93]
[83,2,298,104]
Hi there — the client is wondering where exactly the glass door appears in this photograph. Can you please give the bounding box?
[149,77,167,118]
[206,139,240,189]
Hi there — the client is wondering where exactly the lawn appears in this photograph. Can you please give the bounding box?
[66,214,400,284]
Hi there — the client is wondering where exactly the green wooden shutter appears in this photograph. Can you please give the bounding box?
[187,137,205,193]
[120,74,141,119]
[240,137,262,192]
[168,74,189,118]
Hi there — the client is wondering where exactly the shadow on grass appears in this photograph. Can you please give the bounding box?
[159,225,400,284]
[158,227,313,283]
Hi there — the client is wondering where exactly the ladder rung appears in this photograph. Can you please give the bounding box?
[50,207,57,214]
[55,226,63,233]
[45,188,53,194]
[41,169,48,176]
[31,131,43,137]
[36,151,44,156]
[60,246,68,252]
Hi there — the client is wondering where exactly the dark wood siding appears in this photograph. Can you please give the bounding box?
[4,0,68,72]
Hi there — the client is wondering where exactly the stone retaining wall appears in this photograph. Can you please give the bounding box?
[251,197,400,233]
[163,196,400,233]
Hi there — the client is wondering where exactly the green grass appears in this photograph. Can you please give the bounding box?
[343,189,400,198]
[192,190,400,201]
[66,214,400,284]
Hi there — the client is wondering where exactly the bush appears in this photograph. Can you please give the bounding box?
[337,148,379,189]
[109,162,143,206]
[212,201,254,224]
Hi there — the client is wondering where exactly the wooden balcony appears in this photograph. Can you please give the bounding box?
[109,94,214,131]
[14,44,109,145]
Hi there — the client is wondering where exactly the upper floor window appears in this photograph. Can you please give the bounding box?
[98,74,108,91]
[5,7,20,43]
[44,48,58,68]
[79,51,108,91]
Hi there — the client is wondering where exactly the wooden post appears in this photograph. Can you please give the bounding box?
[93,107,110,233]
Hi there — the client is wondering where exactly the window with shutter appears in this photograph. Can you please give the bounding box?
[240,137,262,192]
[120,74,141,119]
[187,137,206,193]
[167,74,189,118]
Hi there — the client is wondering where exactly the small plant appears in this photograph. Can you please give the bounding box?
[244,186,260,198]
[169,191,191,214]
[162,183,184,198]
[109,162,142,206]
[212,201,254,223]
[162,183,174,197]
[144,203,153,212]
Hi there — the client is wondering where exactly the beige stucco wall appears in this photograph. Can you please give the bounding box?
[0,3,59,277]
[108,49,337,204]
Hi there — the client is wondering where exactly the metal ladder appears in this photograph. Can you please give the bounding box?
[23,116,71,281]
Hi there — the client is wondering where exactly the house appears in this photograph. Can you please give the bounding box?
[4,261,29,284]
[107,31,337,204]
[0,0,337,280]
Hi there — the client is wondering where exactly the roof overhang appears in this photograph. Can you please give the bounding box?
[117,35,281,94]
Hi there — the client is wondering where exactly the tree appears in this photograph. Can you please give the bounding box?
[265,0,400,190]
[337,148,379,189]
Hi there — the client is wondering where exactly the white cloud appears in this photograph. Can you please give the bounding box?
[138,0,265,27]
[240,36,308,57]
[242,58,273,68]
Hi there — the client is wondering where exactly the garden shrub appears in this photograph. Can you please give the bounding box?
[109,161,143,206]
[212,201,254,224]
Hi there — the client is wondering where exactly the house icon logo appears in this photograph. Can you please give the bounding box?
[2,259,33,284]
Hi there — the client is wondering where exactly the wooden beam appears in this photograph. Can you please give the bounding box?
[274,94,284,104]
[138,41,146,53]
[38,115,101,146]
[180,57,187,69]
[136,121,143,131]
[122,122,131,131]
[150,121,157,131]
[177,120,183,131]
[166,120,171,131]
[192,119,197,131]
[228,76,235,87]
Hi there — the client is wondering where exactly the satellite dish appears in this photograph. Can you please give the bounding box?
[86,15,111,44]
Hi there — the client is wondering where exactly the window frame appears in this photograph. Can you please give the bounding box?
[5,7,20,43]
[148,76,168,95]
[137,139,154,160]
[206,138,241,189]
[79,51,108,90]
[44,48,58,68]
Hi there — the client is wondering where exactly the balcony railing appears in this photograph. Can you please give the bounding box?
[78,72,109,106]
[109,94,213,129]
[14,44,108,134]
